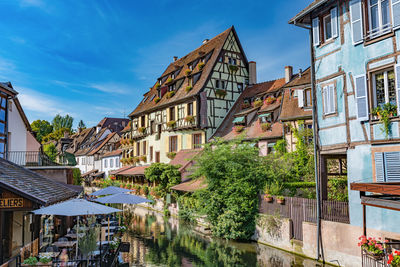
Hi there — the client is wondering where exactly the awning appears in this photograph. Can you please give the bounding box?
[93,171,105,177]
[118,166,148,176]
[233,116,245,124]
[258,113,271,118]
[171,178,207,192]
[81,169,98,177]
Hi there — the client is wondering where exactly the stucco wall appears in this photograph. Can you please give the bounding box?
[8,99,27,152]
[30,167,74,184]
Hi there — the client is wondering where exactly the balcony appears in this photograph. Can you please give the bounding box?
[6,151,76,167]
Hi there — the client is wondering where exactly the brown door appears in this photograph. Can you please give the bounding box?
[155,152,160,163]
[0,211,13,263]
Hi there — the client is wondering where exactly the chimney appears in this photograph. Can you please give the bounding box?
[299,68,303,78]
[173,56,178,62]
[285,66,293,83]
[202,39,209,44]
[249,61,257,85]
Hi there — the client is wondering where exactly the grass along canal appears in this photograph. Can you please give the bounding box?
[118,206,325,267]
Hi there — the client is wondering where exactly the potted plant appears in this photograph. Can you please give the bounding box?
[166,77,174,84]
[388,250,400,266]
[185,69,192,76]
[166,91,175,99]
[185,85,193,93]
[253,99,263,108]
[264,194,273,203]
[233,125,245,133]
[261,123,272,132]
[22,257,38,266]
[129,139,135,145]
[372,103,398,138]
[229,64,239,72]
[264,96,276,105]
[215,89,227,98]
[358,235,386,259]
[198,62,205,70]
[154,97,161,103]
[167,120,176,128]
[167,152,176,159]
[185,115,195,123]
[276,196,285,205]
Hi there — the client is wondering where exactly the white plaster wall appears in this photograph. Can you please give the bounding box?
[102,155,121,176]
[8,100,27,152]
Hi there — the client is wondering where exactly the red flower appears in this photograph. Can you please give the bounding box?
[388,254,394,264]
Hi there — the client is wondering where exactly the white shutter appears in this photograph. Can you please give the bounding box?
[395,64,400,115]
[329,84,336,113]
[392,0,400,29]
[354,74,369,121]
[312,17,320,46]
[375,152,385,182]
[349,0,364,45]
[331,6,338,39]
[298,89,304,108]
[323,86,329,114]
[385,152,400,182]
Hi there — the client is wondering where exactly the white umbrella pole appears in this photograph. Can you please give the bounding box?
[108,216,110,242]
[76,216,79,259]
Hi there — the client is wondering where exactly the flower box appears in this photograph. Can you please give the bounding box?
[166,91,175,99]
[167,120,176,128]
[167,152,176,159]
[215,89,227,98]
[185,69,192,76]
[184,115,195,123]
[253,99,263,108]
[233,125,245,133]
[264,97,276,105]
[166,77,174,84]
[140,155,147,162]
[138,127,146,134]
[198,62,205,70]
[185,86,193,93]
[155,83,161,89]
[154,97,161,103]
[261,123,272,132]
[229,65,239,72]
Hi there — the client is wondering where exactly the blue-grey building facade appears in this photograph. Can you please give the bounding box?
[291,0,400,235]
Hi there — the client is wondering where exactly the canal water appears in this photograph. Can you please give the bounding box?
[119,206,324,267]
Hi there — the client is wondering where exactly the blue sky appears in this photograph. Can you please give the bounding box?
[0,0,311,127]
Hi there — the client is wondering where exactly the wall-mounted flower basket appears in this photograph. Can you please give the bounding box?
[253,99,263,108]
[128,157,134,164]
[215,89,227,98]
[166,77,174,84]
[185,69,192,76]
[185,85,193,93]
[198,62,205,70]
[184,115,195,123]
[138,127,146,134]
[167,120,176,128]
[261,123,272,132]
[167,152,176,159]
[229,64,239,73]
[166,91,175,99]
[154,97,161,103]
[264,96,276,105]
[264,194,273,203]
[155,83,161,89]
[140,155,147,162]
[133,157,140,163]
[372,103,398,139]
[233,125,245,133]
[276,196,285,205]
[241,103,251,109]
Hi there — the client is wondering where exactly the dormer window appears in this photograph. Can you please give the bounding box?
[171,73,175,79]
[228,57,237,65]
[168,83,176,92]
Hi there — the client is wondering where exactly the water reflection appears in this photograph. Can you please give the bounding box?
[121,206,323,267]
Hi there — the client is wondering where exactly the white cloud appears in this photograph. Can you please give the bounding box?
[18,90,65,115]
[88,82,132,95]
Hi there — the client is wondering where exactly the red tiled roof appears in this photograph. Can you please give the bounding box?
[118,165,149,176]
[88,132,118,156]
[129,26,246,117]
[242,78,286,98]
[102,149,122,158]
[169,149,202,171]
[110,165,133,175]
[82,169,98,177]
[170,177,207,192]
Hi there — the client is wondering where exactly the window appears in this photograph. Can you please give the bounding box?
[155,151,160,163]
[313,7,338,46]
[237,83,244,92]
[368,0,391,36]
[136,142,140,156]
[187,102,193,116]
[218,56,223,62]
[323,14,333,41]
[169,107,175,121]
[115,158,119,168]
[169,136,178,152]
[228,57,237,65]
[150,146,153,161]
[216,79,225,89]
[141,116,145,127]
[110,158,113,168]
[322,84,336,115]
[150,120,154,134]
[142,141,147,155]
[193,134,202,148]
[374,151,400,182]
[168,83,175,92]
[373,69,396,107]
[104,159,108,168]
[304,88,312,107]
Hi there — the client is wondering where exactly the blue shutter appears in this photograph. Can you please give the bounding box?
[354,74,369,121]
[331,7,338,38]
[375,152,385,182]
[312,17,320,46]
[392,0,400,30]
[384,152,400,182]
[395,64,400,115]
[350,0,363,45]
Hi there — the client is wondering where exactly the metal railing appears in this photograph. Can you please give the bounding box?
[0,255,21,267]
[6,151,76,167]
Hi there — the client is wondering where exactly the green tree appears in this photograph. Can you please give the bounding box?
[52,114,74,131]
[144,163,181,198]
[73,168,82,185]
[193,139,268,240]
[78,120,86,130]
[43,143,57,162]
[42,127,73,143]
[30,120,53,143]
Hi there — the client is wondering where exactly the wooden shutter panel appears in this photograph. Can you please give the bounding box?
[385,152,400,182]
[354,74,369,121]
[392,0,400,29]
[322,86,328,114]
[329,84,335,114]
[375,152,385,182]
[312,17,320,46]
[331,6,338,38]
[350,0,363,45]
[298,90,304,108]
[395,64,400,115]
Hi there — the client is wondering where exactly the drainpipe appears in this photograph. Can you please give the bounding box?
[294,18,324,263]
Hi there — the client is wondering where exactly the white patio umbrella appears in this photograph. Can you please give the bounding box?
[90,186,131,196]
[33,198,121,258]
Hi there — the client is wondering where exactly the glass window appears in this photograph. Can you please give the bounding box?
[169,107,175,121]
[323,14,332,41]
[305,89,312,107]
[193,134,202,149]
[110,158,113,168]
[169,136,178,152]
[373,69,396,107]
[187,103,193,116]
[368,0,391,35]
[104,159,108,168]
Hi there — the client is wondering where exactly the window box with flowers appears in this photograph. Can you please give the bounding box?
[184,115,195,123]
[233,125,245,133]
[263,194,273,203]
[155,83,161,89]
[372,103,398,139]
[358,235,386,260]
[185,69,192,76]
[140,155,147,162]
[166,91,175,99]
[264,96,276,105]
[253,99,263,108]
[261,123,272,132]
[133,157,140,163]
[185,85,193,93]
[154,97,161,103]
[167,152,176,159]
[198,62,205,70]
[138,127,146,134]
[229,64,239,73]
[166,77,174,84]
[129,139,135,146]
[215,89,227,98]
[167,120,176,128]
[388,250,400,266]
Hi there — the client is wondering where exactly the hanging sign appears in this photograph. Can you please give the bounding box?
[0,198,24,208]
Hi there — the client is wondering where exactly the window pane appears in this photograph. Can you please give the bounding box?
[370,4,379,31]
[388,70,396,105]
[375,72,385,106]
[325,15,332,39]
[381,0,390,27]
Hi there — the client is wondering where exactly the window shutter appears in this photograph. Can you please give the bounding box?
[395,64,400,115]
[375,152,385,182]
[349,0,363,45]
[331,6,338,38]
[384,152,400,182]
[354,74,369,121]
[312,17,320,46]
[298,89,304,108]
[329,84,336,113]
[323,86,328,114]
[392,0,400,29]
